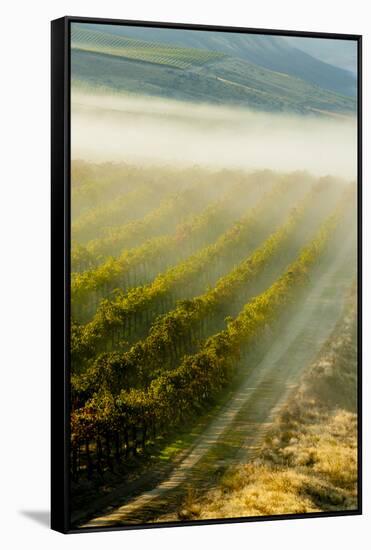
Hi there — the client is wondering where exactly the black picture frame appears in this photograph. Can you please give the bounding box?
[51,15,362,534]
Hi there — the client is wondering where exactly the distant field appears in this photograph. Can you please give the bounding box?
[72,27,225,70]
[71,27,356,115]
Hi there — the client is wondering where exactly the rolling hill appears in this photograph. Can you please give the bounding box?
[76,23,357,97]
[71,26,356,116]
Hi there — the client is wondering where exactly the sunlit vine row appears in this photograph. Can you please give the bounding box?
[71,176,270,322]
[71,177,305,370]
[73,181,328,396]
[70,193,351,478]
[72,184,166,245]
[71,175,234,272]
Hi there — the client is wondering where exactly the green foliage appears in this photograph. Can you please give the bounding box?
[69,162,354,482]
[72,185,157,244]
[70,170,235,273]
[70,173,274,322]
[75,181,325,394]
[71,193,351,477]
[71,176,300,369]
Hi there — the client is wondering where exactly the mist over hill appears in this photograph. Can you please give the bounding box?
[71,92,357,180]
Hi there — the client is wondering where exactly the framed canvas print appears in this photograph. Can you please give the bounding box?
[51,16,362,533]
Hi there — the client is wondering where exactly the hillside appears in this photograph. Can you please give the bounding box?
[71,27,356,115]
[77,23,357,97]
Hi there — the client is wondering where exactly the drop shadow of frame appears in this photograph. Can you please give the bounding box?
[19,510,50,528]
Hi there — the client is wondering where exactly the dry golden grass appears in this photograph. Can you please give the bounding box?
[180,409,357,520]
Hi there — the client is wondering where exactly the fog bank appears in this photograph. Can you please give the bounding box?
[71,92,357,179]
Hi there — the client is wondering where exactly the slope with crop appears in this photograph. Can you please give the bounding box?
[71,26,356,115]
[75,23,357,97]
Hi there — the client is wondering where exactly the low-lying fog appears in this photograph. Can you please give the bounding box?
[71,91,357,180]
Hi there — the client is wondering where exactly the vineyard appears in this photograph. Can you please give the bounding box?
[70,161,356,522]
[71,27,225,70]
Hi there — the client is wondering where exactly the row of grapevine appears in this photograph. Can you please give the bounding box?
[72,182,350,404]
[71,181,325,400]
[72,184,166,245]
[72,200,242,322]
[71,160,240,222]
[70,174,276,322]
[72,192,190,273]
[70,195,351,479]
[71,161,158,220]
[71,176,305,370]
[71,173,240,273]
